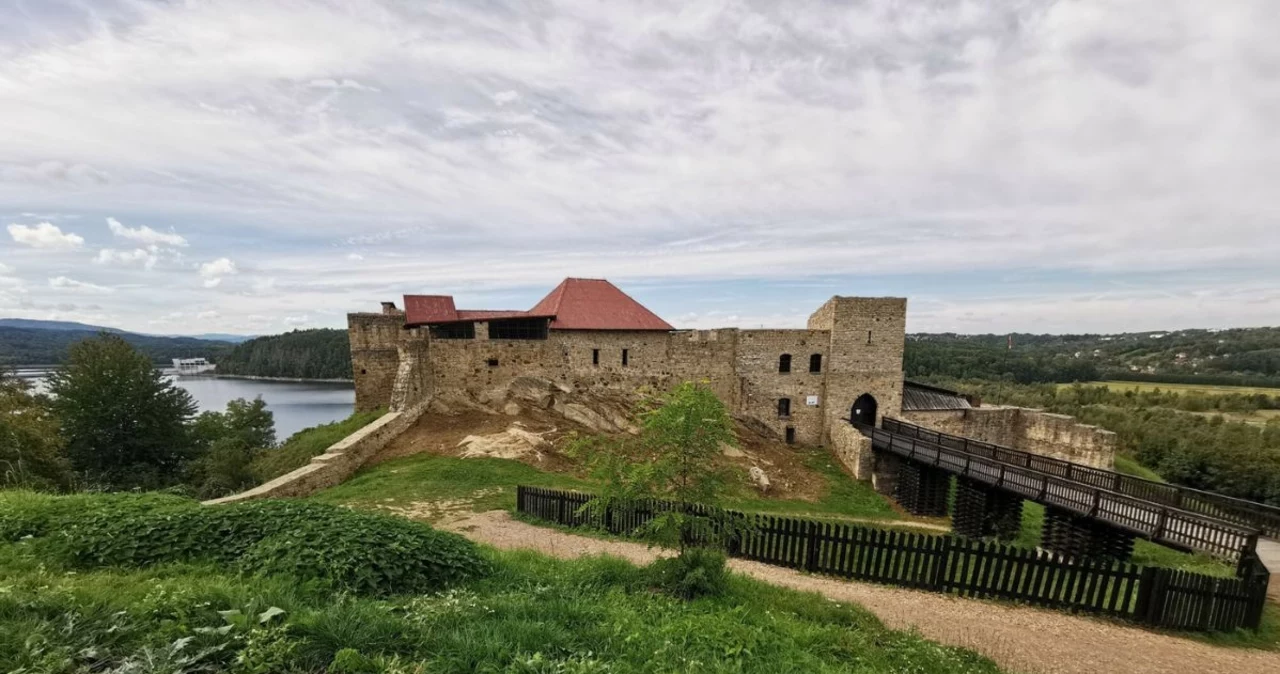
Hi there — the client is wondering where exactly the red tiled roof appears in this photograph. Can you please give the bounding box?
[404,295,457,325]
[403,279,672,331]
[529,278,674,331]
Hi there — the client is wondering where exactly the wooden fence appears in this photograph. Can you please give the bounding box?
[884,417,1280,539]
[516,486,1270,632]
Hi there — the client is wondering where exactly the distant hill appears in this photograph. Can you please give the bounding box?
[0,318,123,333]
[0,318,252,343]
[214,329,351,380]
[0,326,232,366]
[907,326,1280,387]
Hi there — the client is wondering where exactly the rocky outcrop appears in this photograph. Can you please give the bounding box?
[457,424,553,461]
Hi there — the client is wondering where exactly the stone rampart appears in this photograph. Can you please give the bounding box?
[901,407,1117,469]
[203,400,430,504]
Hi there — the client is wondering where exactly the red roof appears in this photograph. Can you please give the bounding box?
[403,278,672,331]
[404,295,458,325]
[529,278,674,331]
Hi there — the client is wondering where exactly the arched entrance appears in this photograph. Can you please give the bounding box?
[850,393,878,427]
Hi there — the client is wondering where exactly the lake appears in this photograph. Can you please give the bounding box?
[15,368,355,440]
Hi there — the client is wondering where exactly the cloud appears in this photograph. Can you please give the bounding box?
[492,90,519,106]
[8,222,84,249]
[346,253,364,261]
[308,78,378,92]
[49,276,113,293]
[0,1,1277,334]
[107,217,187,247]
[199,257,238,287]
[2,161,109,185]
[0,263,12,275]
[196,310,220,319]
[95,248,157,268]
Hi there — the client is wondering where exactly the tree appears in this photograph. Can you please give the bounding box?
[577,382,742,597]
[47,334,197,490]
[189,397,275,498]
[0,370,69,489]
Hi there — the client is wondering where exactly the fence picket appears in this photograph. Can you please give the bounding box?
[515,485,1268,632]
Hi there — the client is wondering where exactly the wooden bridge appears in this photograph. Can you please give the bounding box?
[868,418,1262,562]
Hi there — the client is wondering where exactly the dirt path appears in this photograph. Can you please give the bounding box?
[444,510,1280,674]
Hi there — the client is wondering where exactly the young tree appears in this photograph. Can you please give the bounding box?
[0,370,70,489]
[579,382,743,597]
[47,334,198,490]
[189,397,275,497]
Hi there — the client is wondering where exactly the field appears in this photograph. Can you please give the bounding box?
[1073,381,1280,396]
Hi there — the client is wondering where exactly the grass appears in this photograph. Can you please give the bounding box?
[314,447,915,527]
[1114,454,1165,483]
[0,500,1005,674]
[721,447,905,521]
[251,408,385,481]
[1076,380,1280,396]
[312,454,594,516]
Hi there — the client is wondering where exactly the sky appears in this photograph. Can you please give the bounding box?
[1,0,1277,337]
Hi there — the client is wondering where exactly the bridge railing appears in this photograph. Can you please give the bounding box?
[883,417,1280,539]
[868,425,1259,563]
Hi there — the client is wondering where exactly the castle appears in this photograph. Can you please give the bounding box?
[348,278,907,447]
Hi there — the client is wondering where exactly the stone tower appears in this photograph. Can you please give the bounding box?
[808,297,907,443]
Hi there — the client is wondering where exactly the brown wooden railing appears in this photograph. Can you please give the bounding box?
[867,422,1258,562]
[883,417,1280,539]
[517,486,1270,632]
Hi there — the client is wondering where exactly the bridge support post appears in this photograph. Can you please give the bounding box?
[953,478,1024,541]
[896,462,950,517]
[871,451,901,498]
[1042,506,1135,561]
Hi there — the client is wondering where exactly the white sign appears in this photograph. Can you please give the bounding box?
[806,395,819,406]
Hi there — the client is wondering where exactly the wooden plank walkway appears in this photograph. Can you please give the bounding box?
[869,422,1259,561]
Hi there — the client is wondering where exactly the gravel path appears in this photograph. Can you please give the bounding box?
[444,511,1280,674]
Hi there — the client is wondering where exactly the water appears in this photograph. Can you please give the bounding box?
[14,368,355,440]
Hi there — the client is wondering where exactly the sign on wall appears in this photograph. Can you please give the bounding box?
[806,395,819,406]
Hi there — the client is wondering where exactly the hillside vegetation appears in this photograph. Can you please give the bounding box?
[0,325,230,365]
[214,328,351,380]
[0,491,1001,673]
[907,326,1280,386]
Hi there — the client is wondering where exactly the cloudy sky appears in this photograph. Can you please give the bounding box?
[1,0,1277,336]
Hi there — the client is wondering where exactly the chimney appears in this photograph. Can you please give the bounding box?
[380,301,398,315]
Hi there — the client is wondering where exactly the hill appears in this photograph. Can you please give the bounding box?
[0,318,122,333]
[907,326,1280,386]
[213,328,352,379]
[0,326,231,366]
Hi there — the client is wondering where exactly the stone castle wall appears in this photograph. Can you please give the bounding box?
[349,296,909,446]
[901,407,1117,469]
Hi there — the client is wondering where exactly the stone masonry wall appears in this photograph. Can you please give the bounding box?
[349,294,909,447]
[811,297,907,445]
[735,330,828,445]
[204,401,430,504]
[901,407,1117,469]
[349,312,404,412]
[829,419,874,479]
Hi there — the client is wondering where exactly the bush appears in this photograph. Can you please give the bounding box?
[7,494,488,596]
[645,547,728,599]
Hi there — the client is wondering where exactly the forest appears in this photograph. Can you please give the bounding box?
[905,326,1280,386]
[213,328,352,380]
[0,326,230,365]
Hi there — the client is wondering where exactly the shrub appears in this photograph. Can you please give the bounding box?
[238,508,489,596]
[645,547,728,600]
[10,495,488,596]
